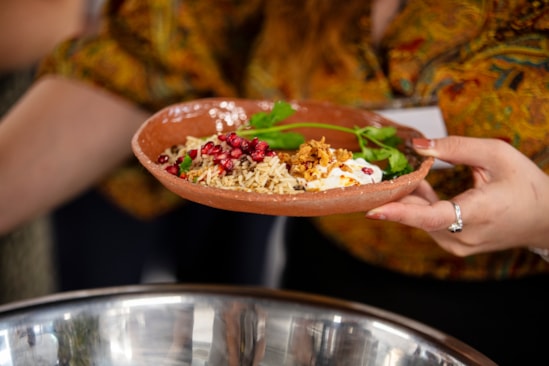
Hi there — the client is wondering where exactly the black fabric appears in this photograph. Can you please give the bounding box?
[52,188,274,290]
[281,217,549,366]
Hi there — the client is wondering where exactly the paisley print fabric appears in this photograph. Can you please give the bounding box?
[38,0,549,279]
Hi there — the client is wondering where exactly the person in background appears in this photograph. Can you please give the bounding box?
[0,1,548,364]
[0,0,89,304]
[1,0,276,292]
[277,1,549,365]
[0,0,86,72]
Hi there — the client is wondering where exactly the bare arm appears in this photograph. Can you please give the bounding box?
[0,0,86,71]
[0,76,150,234]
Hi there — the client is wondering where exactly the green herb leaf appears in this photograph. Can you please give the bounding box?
[238,101,414,179]
[254,131,305,150]
[249,100,296,128]
[179,154,193,173]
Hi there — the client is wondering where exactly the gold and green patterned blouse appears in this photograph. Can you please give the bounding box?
[39,0,549,280]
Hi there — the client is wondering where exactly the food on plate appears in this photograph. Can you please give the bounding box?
[278,138,383,191]
[157,133,383,194]
[157,133,298,194]
[155,100,412,194]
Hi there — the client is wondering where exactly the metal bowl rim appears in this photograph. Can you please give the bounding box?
[0,283,495,365]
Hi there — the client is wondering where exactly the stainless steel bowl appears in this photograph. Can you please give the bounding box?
[0,284,495,365]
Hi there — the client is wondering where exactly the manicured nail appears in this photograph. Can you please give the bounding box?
[412,138,434,149]
[365,209,386,220]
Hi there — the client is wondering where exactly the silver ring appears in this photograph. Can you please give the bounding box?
[447,201,463,233]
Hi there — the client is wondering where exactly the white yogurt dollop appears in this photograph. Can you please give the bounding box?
[299,157,383,191]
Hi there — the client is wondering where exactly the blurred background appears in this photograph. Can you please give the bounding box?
[0,0,106,304]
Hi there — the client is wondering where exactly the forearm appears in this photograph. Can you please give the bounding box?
[0,76,150,234]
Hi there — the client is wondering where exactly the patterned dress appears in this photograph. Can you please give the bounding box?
[39,0,549,281]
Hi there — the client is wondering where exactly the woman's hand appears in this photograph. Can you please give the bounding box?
[366,136,549,256]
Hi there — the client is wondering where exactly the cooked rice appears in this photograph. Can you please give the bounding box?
[159,134,384,194]
[160,135,303,194]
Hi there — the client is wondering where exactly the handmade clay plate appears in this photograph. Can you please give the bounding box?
[131,98,434,216]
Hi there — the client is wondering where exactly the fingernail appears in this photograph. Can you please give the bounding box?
[412,138,434,150]
[365,209,386,220]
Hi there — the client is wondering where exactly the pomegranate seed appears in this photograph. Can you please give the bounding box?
[219,158,234,172]
[362,167,374,175]
[230,147,243,158]
[213,152,229,164]
[251,149,265,162]
[210,144,223,155]
[249,137,259,149]
[227,134,243,148]
[254,140,269,151]
[165,165,179,175]
[188,149,198,159]
[157,154,170,164]
[201,141,215,155]
[240,139,250,152]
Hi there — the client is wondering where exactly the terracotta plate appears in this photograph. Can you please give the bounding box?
[131,98,434,216]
